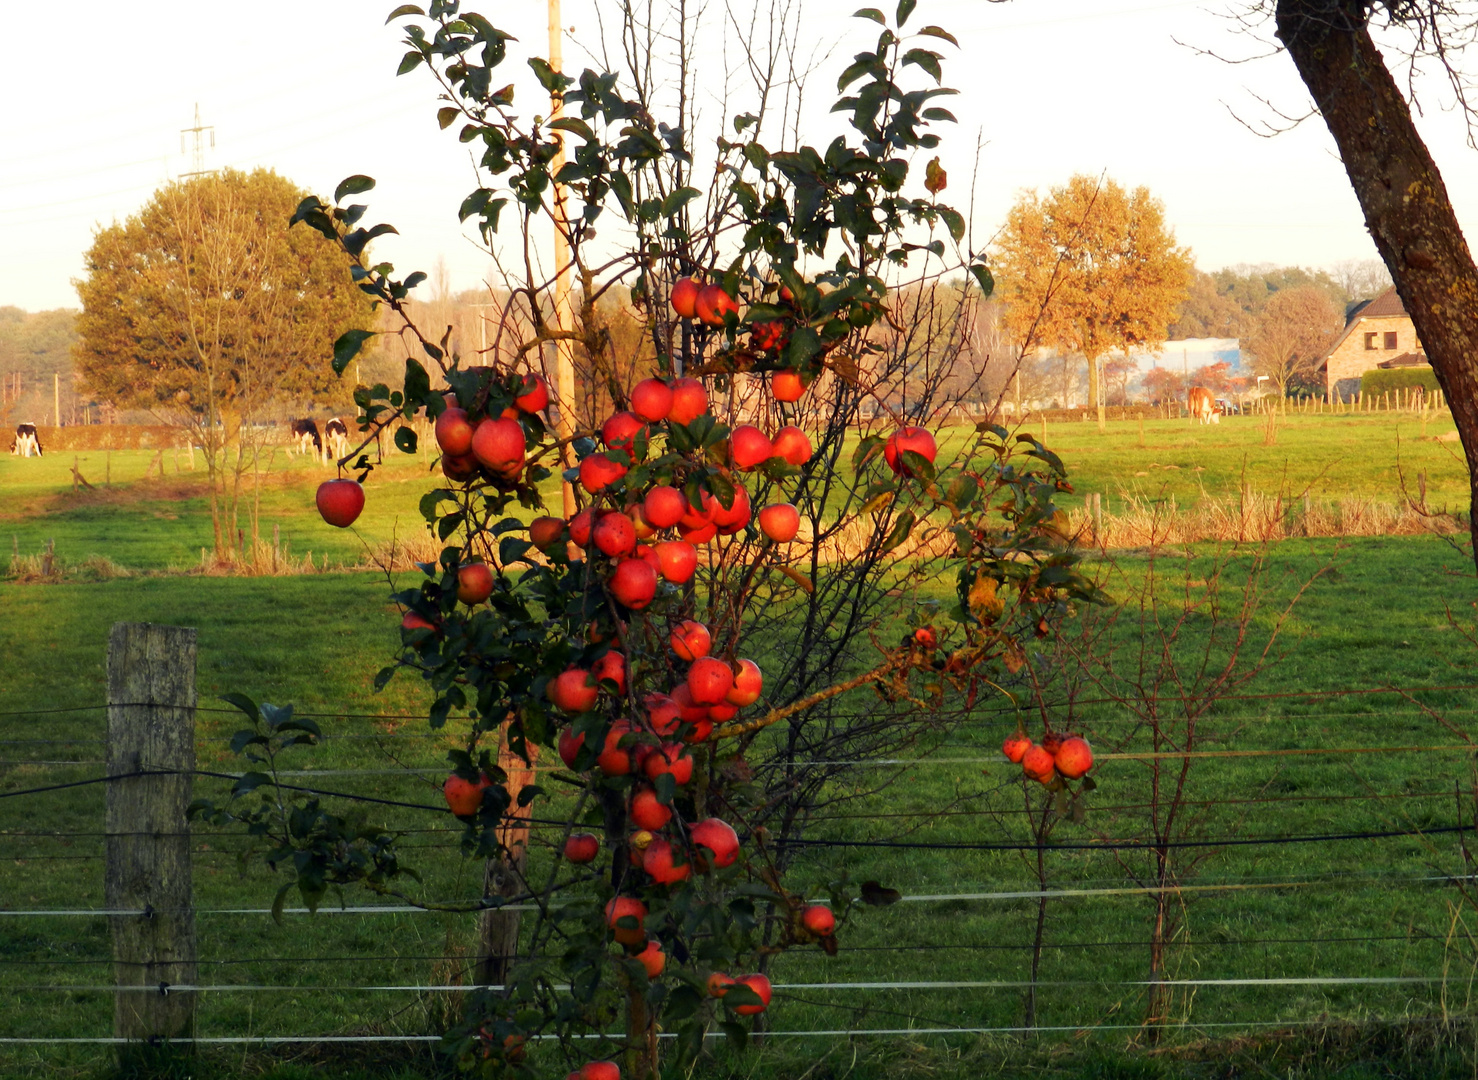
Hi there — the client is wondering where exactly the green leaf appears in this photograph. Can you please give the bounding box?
[385,4,424,22]
[882,509,915,551]
[220,692,260,721]
[437,106,460,130]
[902,48,942,82]
[397,50,424,75]
[549,116,596,141]
[720,1020,750,1049]
[270,881,293,926]
[662,186,701,217]
[939,206,965,243]
[896,0,918,25]
[332,329,376,376]
[394,427,418,454]
[334,175,376,203]
[969,263,994,298]
[853,7,886,23]
[917,24,957,45]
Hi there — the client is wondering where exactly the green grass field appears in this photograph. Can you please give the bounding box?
[4,411,1478,1079]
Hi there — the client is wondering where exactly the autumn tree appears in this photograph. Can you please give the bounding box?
[74,168,372,560]
[1142,366,1186,405]
[1245,284,1344,400]
[995,174,1192,431]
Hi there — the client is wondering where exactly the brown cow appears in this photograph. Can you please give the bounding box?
[1187,386,1218,425]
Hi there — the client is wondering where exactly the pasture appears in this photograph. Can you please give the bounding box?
[3,410,1478,1079]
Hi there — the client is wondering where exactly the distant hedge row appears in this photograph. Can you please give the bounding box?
[1360,368,1440,396]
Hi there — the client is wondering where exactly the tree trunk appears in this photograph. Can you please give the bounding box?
[477,731,538,988]
[1087,354,1106,431]
[1276,0,1478,565]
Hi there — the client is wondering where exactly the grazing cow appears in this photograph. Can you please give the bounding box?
[323,417,349,460]
[1187,386,1219,425]
[289,418,322,456]
[10,423,42,457]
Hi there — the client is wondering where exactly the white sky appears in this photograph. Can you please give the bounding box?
[4,0,1477,313]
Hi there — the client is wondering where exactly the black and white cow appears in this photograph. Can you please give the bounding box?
[289,418,322,457]
[323,417,349,460]
[10,423,42,458]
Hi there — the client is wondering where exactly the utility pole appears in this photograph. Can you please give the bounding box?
[179,103,215,178]
[53,373,59,427]
[548,0,577,520]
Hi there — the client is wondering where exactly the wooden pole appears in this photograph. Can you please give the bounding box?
[549,0,577,521]
[106,623,198,1047]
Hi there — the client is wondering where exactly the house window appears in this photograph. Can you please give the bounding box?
[1384,331,1398,349]
[1364,332,1378,350]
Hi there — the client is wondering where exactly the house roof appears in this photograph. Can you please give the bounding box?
[1324,286,1411,360]
[1356,287,1407,319]
[1376,351,1428,369]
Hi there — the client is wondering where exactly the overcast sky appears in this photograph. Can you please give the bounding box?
[4,0,1477,313]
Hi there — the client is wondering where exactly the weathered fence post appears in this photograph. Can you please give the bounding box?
[106,622,198,1046]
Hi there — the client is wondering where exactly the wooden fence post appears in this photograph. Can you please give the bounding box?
[106,622,198,1045]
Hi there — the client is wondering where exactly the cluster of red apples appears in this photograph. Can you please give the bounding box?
[1002,730,1094,784]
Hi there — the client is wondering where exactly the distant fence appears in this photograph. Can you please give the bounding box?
[27,425,185,452]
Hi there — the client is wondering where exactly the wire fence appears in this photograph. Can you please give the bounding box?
[5,681,1478,1059]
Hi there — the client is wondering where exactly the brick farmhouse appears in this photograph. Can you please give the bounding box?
[1322,286,1428,401]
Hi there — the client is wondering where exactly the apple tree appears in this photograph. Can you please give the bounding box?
[193,2,1105,1076]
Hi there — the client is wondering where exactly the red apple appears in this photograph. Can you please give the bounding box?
[802,904,835,936]
[608,558,658,609]
[729,425,773,470]
[704,703,734,724]
[644,693,682,737]
[435,406,474,456]
[401,611,438,634]
[671,682,710,724]
[750,320,787,351]
[690,817,740,868]
[643,485,687,529]
[601,411,646,454]
[579,1063,620,1080]
[471,417,527,472]
[315,479,365,528]
[731,973,771,1015]
[771,425,813,465]
[564,832,600,863]
[456,563,494,604]
[641,837,690,885]
[1054,736,1094,779]
[604,896,647,947]
[724,658,763,707]
[635,937,667,977]
[670,620,711,661]
[558,726,585,769]
[695,284,739,326]
[514,372,549,412]
[631,377,674,422]
[598,720,636,776]
[443,772,491,816]
[1002,733,1032,764]
[643,743,693,785]
[548,667,599,714]
[758,503,800,542]
[592,650,628,694]
[530,516,566,552]
[687,656,734,705]
[579,452,627,493]
[633,543,662,575]
[668,377,709,426]
[707,971,736,998]
[594,512,637,557]
[654,540,699,583]
[441,451,480,481]
[883,426,938,477]
[568,507,600,547]
[1021,744,1056,784]
[771,369,806,402]
[629,787,672,831]
[671,277,701,319]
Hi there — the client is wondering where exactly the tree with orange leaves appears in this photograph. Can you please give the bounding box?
[994,174,1191,431]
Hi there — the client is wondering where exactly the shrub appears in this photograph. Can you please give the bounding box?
[1360,367,1440,397]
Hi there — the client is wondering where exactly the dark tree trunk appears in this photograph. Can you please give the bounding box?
[1276,0,1478,565]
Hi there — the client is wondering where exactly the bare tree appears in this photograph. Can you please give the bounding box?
[1245,284,1345,398]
